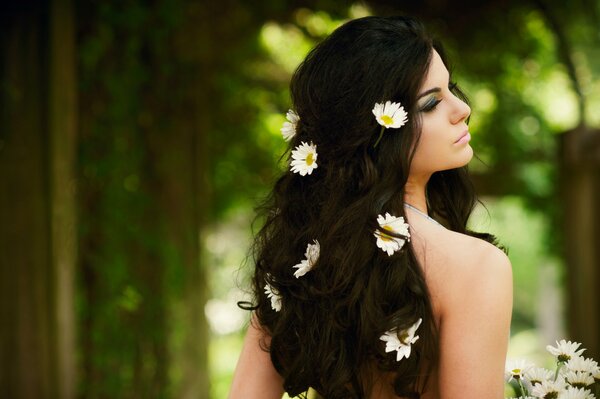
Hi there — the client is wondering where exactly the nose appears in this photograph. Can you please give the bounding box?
[451,95,471,124]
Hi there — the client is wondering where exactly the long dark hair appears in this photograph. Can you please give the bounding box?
[240,15,499,398]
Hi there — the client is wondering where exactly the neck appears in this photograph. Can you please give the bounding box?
[403,175,429,214]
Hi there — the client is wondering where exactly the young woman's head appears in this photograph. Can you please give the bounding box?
[288,15,472,190]
[243,15,492,398]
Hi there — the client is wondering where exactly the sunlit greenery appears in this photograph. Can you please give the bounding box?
[50,1,598,397]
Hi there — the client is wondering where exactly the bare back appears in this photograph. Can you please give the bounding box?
[387,208,513,398]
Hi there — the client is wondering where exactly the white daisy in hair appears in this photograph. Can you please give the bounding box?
[290,141,318,176]
[547,340,586,363]
[281,109,299,141]
[505,358,534,382]
[293,240,320,278]
[264,280,282,312]
[379,318,422,362]
[374,213,410,256]
[372,101,408,129]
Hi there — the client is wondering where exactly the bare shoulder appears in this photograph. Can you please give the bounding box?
[435,228,510,286]
[446,229,511,275]
[408,221,512,317]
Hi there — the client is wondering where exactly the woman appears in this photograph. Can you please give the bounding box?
[230,15,512,398]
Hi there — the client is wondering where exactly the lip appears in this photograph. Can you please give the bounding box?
[454,130,471,145]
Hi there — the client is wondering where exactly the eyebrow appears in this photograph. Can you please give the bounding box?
[417,87,441,99]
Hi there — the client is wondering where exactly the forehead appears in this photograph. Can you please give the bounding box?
[420,50,449,89]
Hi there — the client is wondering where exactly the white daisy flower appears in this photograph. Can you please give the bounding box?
[531,378,567,398]
[293,240,320,278]
[566,356,599,374]
[592,365,600,382]
[558,387,594,399]
[290,141,318,176]
[547,340,586,363]
[505,359,534,382]
[374,213,410,256]
[379,318,422,362]
[281,109,299,141]
[264,282,282,312]
[372,101,409,129]
[525,367,554,386]
[564,370,595,388]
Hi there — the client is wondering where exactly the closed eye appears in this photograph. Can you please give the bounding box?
[419,81,459,113]
[420,98,441,112]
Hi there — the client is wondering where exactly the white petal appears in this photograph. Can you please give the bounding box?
[396,345,411,361]
[383,101,399,115]
[305,240,320,267]
[372,102,384,117]
[293,260,310,278]
[286,109,299,123]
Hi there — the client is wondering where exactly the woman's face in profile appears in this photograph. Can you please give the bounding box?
[409,50,473,178]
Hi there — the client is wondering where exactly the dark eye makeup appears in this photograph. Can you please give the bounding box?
[419,81,458,112]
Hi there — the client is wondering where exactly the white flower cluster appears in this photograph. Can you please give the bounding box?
[505,340,600,399]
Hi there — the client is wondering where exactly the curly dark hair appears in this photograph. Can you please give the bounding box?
[240,15,500,398]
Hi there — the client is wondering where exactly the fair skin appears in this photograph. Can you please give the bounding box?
[229,50,513,399]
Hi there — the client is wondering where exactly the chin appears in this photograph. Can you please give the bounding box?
[444,145,474,170]
[458,145,474,166]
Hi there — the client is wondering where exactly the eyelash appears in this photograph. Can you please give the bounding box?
[421,81,458,112]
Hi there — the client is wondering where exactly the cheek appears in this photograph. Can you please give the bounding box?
[415,125,445,162]
[410,128,442,173]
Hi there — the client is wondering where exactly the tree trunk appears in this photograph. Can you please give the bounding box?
[0,0,77,397]
[163,4,212,397]
[560,125,600,358]
[49,0,78,397]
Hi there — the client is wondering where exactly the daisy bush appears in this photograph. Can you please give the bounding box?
[506,340,599,398]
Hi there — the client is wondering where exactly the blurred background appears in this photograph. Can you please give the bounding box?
[1,0,599,398]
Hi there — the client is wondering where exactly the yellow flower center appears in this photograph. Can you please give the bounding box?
[306,153,314,166]
[399,331,410,344]
[381,115,394,125]
[380,226,395,242]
